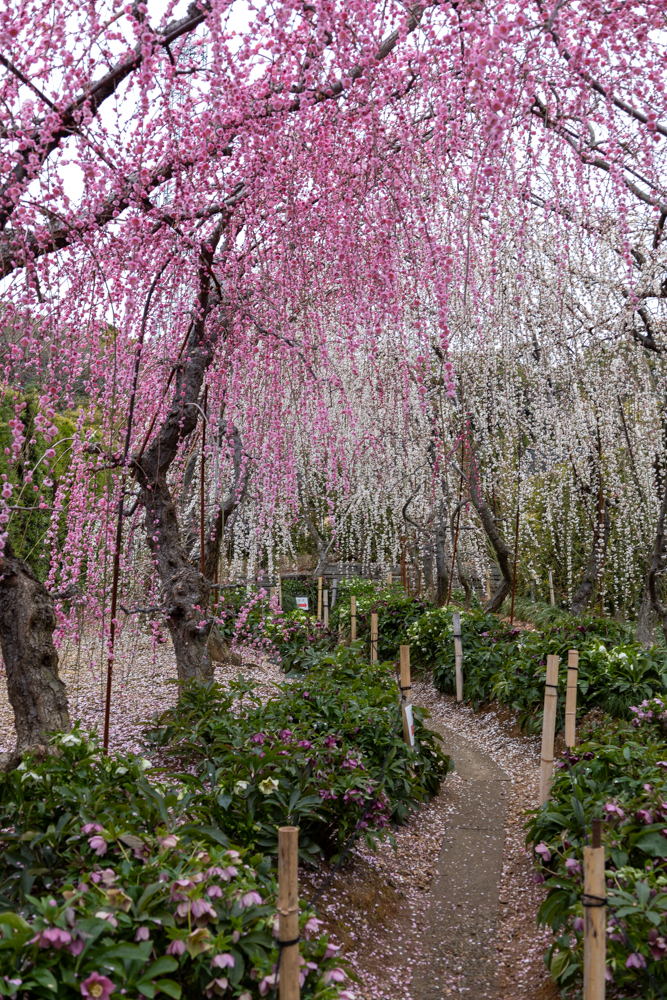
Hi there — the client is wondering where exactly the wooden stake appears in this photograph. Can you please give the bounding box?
[486,566,491,601]
[549,569,555,606]
[539,654,559,805]
[583,819,606,1000]
[350,595,356,640]
[387,570,392,586]
[317,576,322,620]
[565,649,579,748]
[278,826,300,1000]
[452,611,463,703]
[400,645,414,746]
[370,612,378,663]
[277,573,282,609]
[323,589,329,628]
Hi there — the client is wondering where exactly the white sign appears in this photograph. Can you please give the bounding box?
[404,703,415,747]
[296,596,309,610]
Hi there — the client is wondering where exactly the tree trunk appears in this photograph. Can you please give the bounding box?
[637,585,656,647]
[434,516,449,605]
[455,550,473,610]
[571,502,611,615]
[131,232,226,684]
[0,541,70,768]
[203,425,249,580]
[466,464,513,613]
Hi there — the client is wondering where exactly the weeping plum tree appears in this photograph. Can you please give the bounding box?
[0,0,664,752]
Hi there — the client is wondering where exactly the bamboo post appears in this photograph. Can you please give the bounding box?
[270,586,276,602]
[565,649,579,748]
[549,569,555,606]
[486,566,491,601]
[452,611,463,703]
[370,612,378,663]
[278,826,300,1000]
[399,645,414,746]
[387,570,392,586]
[323,589,329,628]
[539,654,559,805]
[317,576,322,620]
[350,596,356,640]
[583,819,606,1000]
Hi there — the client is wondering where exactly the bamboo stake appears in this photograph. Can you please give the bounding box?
[399,645,414,746]
[549,569,555,606]
[539,654,559,805]
[387,570,392,586]
[583,819,606,1000]
[370,612,378,663]
[486,566,491,601]
[317,576,322,620]
[323,589,329,628]
[565,649,579,748]
[452,611,463,703]
[350,595,356,640]
[278,826,300,1000]
[270,586,276,602]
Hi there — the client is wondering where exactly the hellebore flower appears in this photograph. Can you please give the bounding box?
[88,835,107,856]
[648,929,667,961]
[211,953,235,969]
[135,926,150,942]
[81,823,103,835]
[80,972,115,1000]
[166,939,186,957]
[37,927,72,949]
[259,777,279,795]
[324,968,346,984]
[625,953,647,969]
[302,916,322,940]
[637,809,653,825]
[241,890,263,909]
[573,918,584,932]
[534,843,551,863]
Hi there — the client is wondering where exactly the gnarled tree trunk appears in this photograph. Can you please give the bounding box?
[571,501,611,615]
[467,464,513,613]
[0,541,70,768]
[434,516,449,606]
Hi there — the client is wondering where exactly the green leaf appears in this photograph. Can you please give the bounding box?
[550,949,571,980]
[154,980,182,999]
[103,942,152,961]
[143,957,178,978]
[635,831,667,857]
[31,968,58,990]
[137,983,156,999]
[0,912,29,934]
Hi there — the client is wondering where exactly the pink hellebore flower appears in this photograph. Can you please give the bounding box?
[94,911,118,929]
[302,916,322,940]
[135,926,150,942]
[37,927,72,949]
[637,809,653,825]
[205,978,229,997]
[158,834,179,852]
[166,939,186,957]
[564,858,582,875]
[534,843,551,863]
[258,973,277,996]
[603,802,626,821]
[191,899,217,924]
[324,943,340,959]
[67,936,85,956]
[211,954,235,969]
[324,968,346,984]
[573,918,584,932]
[89,835,108,857]
[206,885,223,899]
[241,890,263,909]
[625,953,647,969]
[80,972,116,1000]
[82,823,103,835]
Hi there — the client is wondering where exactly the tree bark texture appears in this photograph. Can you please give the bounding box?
[466,464,513,613]
[132,239,226,684]
[571,502,611,616]
[0,541,70,767]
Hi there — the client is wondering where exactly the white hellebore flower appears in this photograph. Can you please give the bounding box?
[258,778,279,795]
[234,781,249,795]
[60,734,81,747]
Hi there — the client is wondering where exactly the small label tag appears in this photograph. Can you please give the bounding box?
[404,703,415,747]
[295,596,309,610]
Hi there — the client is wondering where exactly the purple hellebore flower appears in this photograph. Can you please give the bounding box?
[166,939,186,956]
[302,916,322,940]
[649,929,667,960]
[241,890,263,909]
[573,917,584,932]
[532,872,545,884]
[637,809,653,824]
[135,926,150,942]
[67,936,85,956]
[324,968,346,984]
[250,733,266,745]
[297,740,311,749]
[81,823,103,835]
[324,942,341,959]
[565,858,582,874]
[191,899,217,924]
[37,927,72,949]
[80,972,115,1000]
[625,953,647,969]
[206,885,223,899]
